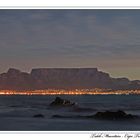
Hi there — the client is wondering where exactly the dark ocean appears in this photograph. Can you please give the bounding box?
[0,94,140,130]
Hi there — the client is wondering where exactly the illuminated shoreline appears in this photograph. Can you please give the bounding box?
[0,89,140,95]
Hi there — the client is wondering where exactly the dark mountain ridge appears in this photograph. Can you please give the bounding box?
[0,68,139,90]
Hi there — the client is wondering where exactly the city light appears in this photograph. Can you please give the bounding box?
[0,89,140,95]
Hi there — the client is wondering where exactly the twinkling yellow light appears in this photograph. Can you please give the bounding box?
[0,89,139,95]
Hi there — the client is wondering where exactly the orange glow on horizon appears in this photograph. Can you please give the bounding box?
[0,89,140,95]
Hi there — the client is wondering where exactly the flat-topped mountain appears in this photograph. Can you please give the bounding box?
[0,68,139,90]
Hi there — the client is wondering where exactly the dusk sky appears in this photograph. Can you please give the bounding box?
[0,9,140,80]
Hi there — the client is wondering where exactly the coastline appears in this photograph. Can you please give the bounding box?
[0,89,140,95]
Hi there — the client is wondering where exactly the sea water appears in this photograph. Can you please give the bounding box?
[0,94,139,130]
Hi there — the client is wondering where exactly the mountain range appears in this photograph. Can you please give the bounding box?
[0,68,139,90]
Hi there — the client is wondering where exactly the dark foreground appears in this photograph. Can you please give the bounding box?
[0,94,140,130]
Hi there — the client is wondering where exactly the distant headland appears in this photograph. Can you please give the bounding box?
[0,68,139,91]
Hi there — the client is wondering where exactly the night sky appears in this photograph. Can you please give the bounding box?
[0,9,140,80]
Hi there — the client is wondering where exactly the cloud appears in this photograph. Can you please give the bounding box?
[0,10,140,79]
